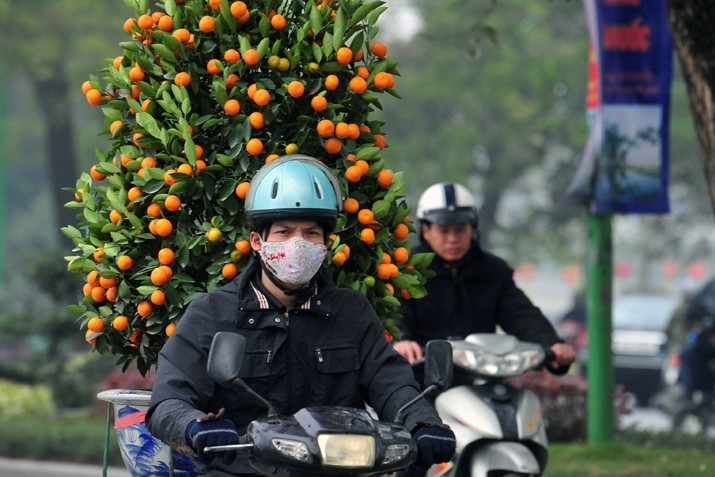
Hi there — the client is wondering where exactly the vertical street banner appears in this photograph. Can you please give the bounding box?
[563,0,673,214]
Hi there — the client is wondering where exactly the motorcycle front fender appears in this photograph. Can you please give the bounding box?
[436,386,504,444]
[466,441,541,477]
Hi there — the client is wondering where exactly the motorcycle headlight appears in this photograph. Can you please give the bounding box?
[454,347,544,376]
[317,434,375,468]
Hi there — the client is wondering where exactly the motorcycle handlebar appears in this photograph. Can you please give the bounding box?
[543,348,556,365]
[204,443,254,453]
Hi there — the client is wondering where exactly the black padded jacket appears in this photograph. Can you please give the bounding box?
[397,241,563,353]
[147,258,442,476]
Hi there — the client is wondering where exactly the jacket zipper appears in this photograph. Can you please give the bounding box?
[285,310,293,411]
[316,348,324,362]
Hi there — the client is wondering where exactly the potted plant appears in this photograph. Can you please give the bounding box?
[64,0,432,474]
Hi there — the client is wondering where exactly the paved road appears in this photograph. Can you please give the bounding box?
[0,457,130,477]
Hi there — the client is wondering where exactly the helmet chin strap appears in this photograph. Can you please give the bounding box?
[259,260,315,298]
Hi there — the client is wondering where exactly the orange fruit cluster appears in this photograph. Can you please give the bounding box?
[66,0,432,374]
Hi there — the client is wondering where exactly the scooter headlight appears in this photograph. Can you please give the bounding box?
[316,434,375,468]
[454,347,544,376]
[498,352,519,374]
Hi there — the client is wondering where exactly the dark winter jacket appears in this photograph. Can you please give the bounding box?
[147,258,442,476]
[397,240,563,352]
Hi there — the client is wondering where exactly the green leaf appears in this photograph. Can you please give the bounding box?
[355,145,380,158]
[372,199,391,219]
[61,226,82,240]
[322,32,334,58]
[137,286,158,295]
[380,294,401,308]
[217,154,234,167]
[187,234,204,250]
[257,37,271,58]
[366,5,388,26]
[83,208,99,224]
[118,41,141,53]
[212,76,228,106]
[181,96,192,116]
[409,252,435,269]
[136,112,166,141]
[218,0,235,33]
[391,273,418,289]
[259,14,271,38]
[309,2,323,34]
[168,181,187,195]
[143,166,166,181]
[407,285,428,299]
[238,35,251,53]
[122,0,140,14]
[333,8,347,48]
[143,179,166,194]
[350,1,383,26]
[298,19,312,42]
[152,43,178,63]
[308,42,322,63]
[163,283,183,306]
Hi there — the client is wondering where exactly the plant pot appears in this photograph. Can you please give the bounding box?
[97,388,197,477]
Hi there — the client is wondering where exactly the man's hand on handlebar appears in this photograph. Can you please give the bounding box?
[549,342,576,370]
[393,340,423,364]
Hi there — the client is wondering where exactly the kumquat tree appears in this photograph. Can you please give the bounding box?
[63,0,433,374]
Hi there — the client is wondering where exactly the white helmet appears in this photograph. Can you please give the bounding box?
[416,182,478,226]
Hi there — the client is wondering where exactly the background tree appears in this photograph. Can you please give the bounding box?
[379,0,712,286]
[0,0,127,249]
[667,1,715,214]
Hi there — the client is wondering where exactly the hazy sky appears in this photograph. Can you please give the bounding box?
[379,0,423,41]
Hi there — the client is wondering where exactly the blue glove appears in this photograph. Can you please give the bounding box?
[412,426,456,470]
[186,418,239,464]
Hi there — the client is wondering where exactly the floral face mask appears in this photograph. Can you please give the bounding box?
[258,235,327,286]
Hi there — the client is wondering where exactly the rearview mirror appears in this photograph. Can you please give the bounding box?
[424,340,453,390]
[207,331,246,386]
[207,332,276,418]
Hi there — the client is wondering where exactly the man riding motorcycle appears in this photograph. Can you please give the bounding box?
[393,182,575,372]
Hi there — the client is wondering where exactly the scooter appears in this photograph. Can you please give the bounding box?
[657,318,715,434]
[426,333,552,477]
[204,331,453,476]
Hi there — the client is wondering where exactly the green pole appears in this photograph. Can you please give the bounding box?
[0,60,6,283]
[586,212,613,443]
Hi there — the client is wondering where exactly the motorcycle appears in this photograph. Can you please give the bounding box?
[204,331,453,476]
[656,318,715,434]
[425,333,553,477]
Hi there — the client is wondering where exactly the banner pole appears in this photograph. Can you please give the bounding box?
[586,212,613,443]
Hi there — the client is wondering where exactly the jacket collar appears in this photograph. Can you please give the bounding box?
[235,258,333,314]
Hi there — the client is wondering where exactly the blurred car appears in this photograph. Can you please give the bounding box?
[578,293,681,406]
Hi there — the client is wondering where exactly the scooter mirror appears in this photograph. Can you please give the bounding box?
[207,331,247,386]
[207,332,277,419]
[424,340,453,390]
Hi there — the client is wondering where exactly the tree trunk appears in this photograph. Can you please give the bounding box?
[666,1,715,213]
[33,68,78,249]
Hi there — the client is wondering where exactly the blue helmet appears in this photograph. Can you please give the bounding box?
[245,155,343,233]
